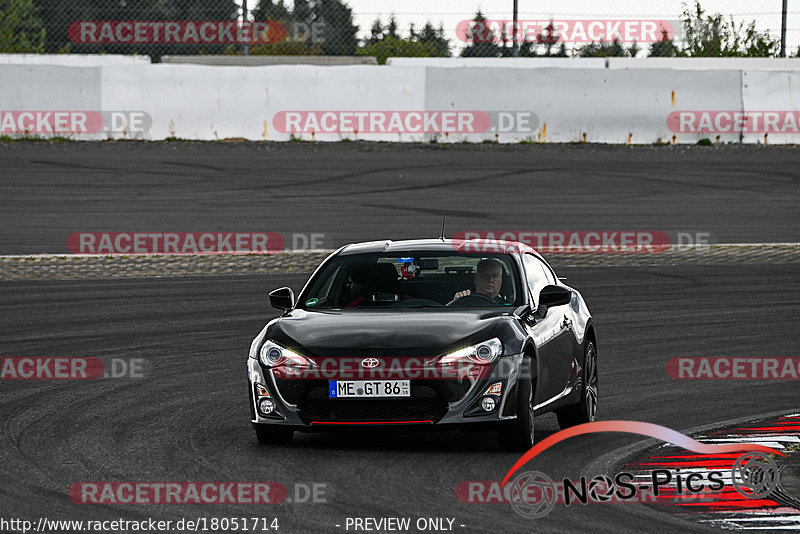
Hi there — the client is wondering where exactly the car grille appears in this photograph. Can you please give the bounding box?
[274,377,472,405]
[296,383,449,423]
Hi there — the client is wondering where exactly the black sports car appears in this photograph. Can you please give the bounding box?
[247,238,597,449]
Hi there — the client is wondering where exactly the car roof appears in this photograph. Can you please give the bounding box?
[337,238,541,258]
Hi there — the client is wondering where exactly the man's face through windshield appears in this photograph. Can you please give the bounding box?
[474,260,502,299]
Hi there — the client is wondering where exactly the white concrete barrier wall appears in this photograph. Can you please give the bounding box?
[740,70,800,144]
[423,67,743,144]
[101,64,427,141]
[102,64,273,140]
[0,66,106,139]
[0,66,103,111]
[2,62,799,143]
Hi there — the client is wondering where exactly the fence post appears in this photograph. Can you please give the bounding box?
[242,0,249,56]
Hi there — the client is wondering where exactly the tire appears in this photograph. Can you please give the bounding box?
[557,340,598,430]
[253,425,294,444]
[497,356,535,451]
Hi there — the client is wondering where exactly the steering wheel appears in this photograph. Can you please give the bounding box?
[446,293,497,306]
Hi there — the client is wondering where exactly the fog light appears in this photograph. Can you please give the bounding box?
[258,398,275,415]
[481,396,497,412]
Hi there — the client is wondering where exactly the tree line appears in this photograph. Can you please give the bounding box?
[0,0,785,59]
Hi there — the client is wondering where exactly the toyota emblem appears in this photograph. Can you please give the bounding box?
[361,358,380,369]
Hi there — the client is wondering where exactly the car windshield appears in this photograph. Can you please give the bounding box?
[299,252,522,310]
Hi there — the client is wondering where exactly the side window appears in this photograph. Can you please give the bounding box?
[522,254,550,303]
[540,259,557,285]
[315,265,342,305]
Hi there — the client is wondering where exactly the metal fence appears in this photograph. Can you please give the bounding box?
[1,0,797,61]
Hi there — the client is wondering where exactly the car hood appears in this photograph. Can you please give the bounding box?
[267,308,510,358]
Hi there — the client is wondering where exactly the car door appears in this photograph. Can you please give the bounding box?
[520,253,575,407]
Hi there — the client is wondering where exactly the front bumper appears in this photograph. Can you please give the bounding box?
[247,354,524,428]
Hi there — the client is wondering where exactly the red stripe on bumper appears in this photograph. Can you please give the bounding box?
[311,420,434,425]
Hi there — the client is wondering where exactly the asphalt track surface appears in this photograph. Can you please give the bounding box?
[2,142,800,253]
[0,143,799,533]
[1,264,798,533]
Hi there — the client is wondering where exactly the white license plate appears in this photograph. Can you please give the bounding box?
[329,380,410,398]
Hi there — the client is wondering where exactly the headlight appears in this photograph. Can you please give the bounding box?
[437,337,503,366]
[259,340,307,368]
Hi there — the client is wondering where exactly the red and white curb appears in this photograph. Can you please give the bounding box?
[624,413,800,530]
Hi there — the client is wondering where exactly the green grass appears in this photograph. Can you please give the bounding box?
[0,134,71,142]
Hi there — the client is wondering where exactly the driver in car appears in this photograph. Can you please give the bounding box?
[451,258,505,304]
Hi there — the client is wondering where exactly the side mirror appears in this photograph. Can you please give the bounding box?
[538,285,572,308]
[269,287,295,311]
